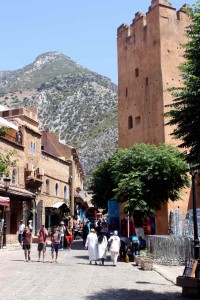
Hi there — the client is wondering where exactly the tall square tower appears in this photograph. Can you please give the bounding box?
[117,0,192,234]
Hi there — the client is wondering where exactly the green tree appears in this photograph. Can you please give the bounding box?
[89,144,189,215]
[0,127,17,175]
[165,1,200,162]
[112,144,189,215]
[89,157,115,209]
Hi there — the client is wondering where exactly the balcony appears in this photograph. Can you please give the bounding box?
[25,167,44,189]
[25,175,43,189]
[1,131,23,147]
[0,108,38,123]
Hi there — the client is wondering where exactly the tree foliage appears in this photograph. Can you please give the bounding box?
[89,157,115,209]
[0,127,17,175]
[89,144,189,215]
[0,150,17,176]
[165,1,200,162]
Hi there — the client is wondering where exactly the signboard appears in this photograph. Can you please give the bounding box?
[183,259,198,277]
[108,200,120,230]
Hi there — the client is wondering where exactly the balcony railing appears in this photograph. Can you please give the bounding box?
[0,108,38,122]
[1,132,23,146]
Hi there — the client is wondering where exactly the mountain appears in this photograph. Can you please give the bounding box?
[0,52,118,182]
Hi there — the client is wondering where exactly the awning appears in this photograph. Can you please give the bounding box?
[0,117,18,131]
[52,202,66,209]
[0,196,10,207]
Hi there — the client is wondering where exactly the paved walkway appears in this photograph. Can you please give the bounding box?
[0,241,191,300]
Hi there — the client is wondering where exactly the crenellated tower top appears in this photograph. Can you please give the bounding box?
[117,1,190,40]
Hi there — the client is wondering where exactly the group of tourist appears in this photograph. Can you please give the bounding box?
[18,220,74,263]
[85,229,121,266]
[18,218,146,265]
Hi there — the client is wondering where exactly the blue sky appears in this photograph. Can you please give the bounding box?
[0,0,196,84]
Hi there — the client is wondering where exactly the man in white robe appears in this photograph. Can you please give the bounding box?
[85,228,98,264]
[108,230,121,266]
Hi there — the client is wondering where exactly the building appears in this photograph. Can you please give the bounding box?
[117,0,199,234]
[0,106,85,242]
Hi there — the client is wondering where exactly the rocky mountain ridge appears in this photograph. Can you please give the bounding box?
[0,52,118,182]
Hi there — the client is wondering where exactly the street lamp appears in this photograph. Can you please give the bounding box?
[188,163,200,278]
[3,176,11,248]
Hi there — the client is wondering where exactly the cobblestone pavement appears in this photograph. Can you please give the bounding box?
[0,241,190,300]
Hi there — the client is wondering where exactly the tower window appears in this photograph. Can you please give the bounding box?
[135,116,141,126]
[145,77,148,87]
[135,68,139,77]
[128,116,133,129]
[126,87,128,98]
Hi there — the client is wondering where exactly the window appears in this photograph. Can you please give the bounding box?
[16,130,23,144]
[145,77,148,87]
[128,116,133,129]
[64,186,67,200]
[135,68,139,77]
[30,142,36,155]
[135,116,141,126]
[12,168,18,185]
[55,183,59,197]
[126,87,128,98]
[46,179,50,195]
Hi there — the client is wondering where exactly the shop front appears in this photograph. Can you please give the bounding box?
[0,196,10,248]
[45,202,71,229]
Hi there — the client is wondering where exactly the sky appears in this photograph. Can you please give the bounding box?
[0,0,196,84]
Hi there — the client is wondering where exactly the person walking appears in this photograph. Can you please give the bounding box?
[97,233,107,265]
[108,230,121,266]
[21,226,32,262]
[28,220,33,232]
[129,235,139,261]
[58,221,66,250]
[83,221,90,245]
[65,223,73,251]
[18,220,25,244]
[37,225,48,263]
[85,228,98,265]
[51,226,61,263]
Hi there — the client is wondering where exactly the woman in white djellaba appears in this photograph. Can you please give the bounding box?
[108,230,121,266]
[97,233,108,265]
[85,228,98,265]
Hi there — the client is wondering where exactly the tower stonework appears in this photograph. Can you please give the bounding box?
[117,0,194,234]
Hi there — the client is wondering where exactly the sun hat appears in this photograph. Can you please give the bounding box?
[60,221,64,225]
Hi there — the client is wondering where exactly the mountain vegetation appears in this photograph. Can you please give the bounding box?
[0,52,118,182]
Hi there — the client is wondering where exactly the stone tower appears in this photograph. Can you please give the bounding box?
[117,0,192,234]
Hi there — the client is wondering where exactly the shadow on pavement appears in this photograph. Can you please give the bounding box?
[71,240,85,250]
[74,255,88,260]
[135,281,172,286]
[77,262,114,267]
[85,288,184,300]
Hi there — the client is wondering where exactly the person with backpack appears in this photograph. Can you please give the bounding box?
[97,232,107,265]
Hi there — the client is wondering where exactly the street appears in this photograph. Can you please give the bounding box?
[0,241,187,300]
